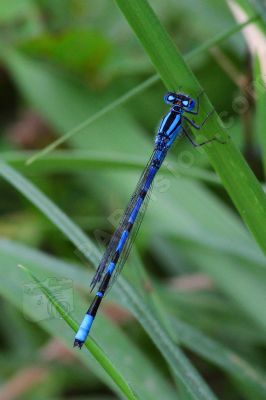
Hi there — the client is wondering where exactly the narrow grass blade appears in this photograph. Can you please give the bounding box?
[0,159,100,267]
[1,151,264,268]
[243,0,266,26]
[18,264,138,400]
[0,161,218,399]
[0,239,178,400]
[24,16,258,165]
[182,242,266,332]
[121,284,218,400]
[254,55,266,176]
[229,2,266,176]
[114,0,266,257]
[172,318,266,397]
[25,75,157,165]
[3,150,220,185]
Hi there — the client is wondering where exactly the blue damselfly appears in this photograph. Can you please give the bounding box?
[74,91,224,348]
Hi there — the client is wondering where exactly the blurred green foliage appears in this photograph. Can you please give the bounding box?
[0,0,266,399]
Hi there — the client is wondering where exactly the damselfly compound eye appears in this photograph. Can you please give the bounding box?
[164,92,177,104]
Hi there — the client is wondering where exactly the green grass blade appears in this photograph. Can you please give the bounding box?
[3,48,264,265]
[128,253,266,398]
[195,249,266,332]
[18,264,138,400]
[4,238,266,398]
[25,74,157,165]
[254,55,266,176]
[3,150,220,185]
[2,147,264,267]
[114,0,266,257]
[172,318,266,397]
[0,239,178,400]
[249,0,266,24]
[0,161,217,399]
[24,15,258,165]
[229,1,266,177]
[0,159,100,267]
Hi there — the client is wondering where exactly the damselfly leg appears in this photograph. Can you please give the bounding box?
[183,108,226,146]
[183,126,224,147]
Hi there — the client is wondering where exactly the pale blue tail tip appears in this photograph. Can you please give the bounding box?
[73,314,94,349]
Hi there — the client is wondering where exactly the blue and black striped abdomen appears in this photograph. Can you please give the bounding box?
[155,111,182,149]
[74,154,161,347]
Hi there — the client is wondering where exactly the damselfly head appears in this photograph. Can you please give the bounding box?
[164,92,195,110]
